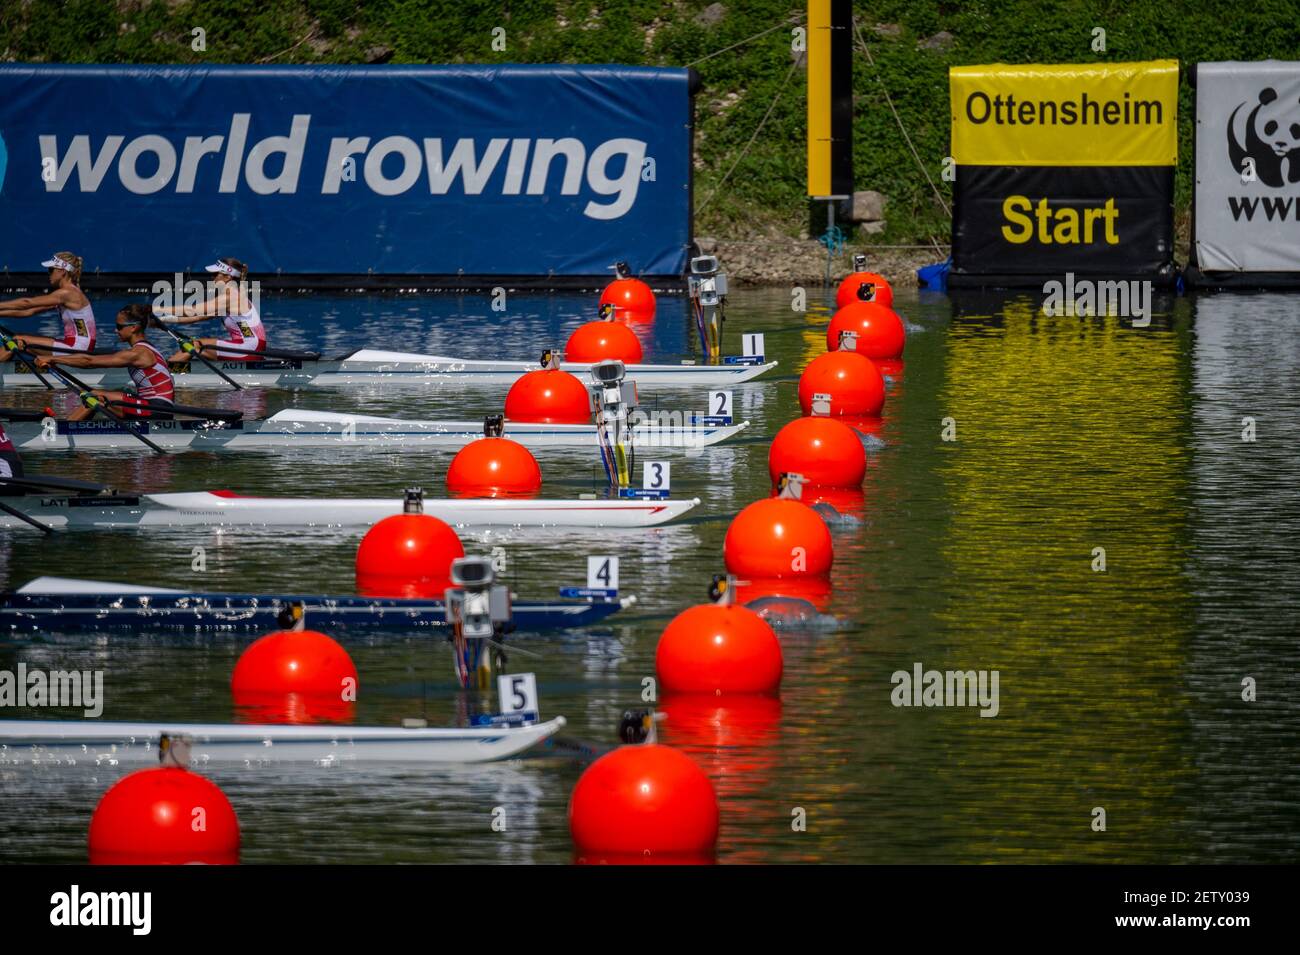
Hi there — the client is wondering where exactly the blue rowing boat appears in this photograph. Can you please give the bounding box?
[0,577,631,635]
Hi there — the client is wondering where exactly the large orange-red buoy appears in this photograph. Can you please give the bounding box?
[565,319,644,364]
[504,368,591,424]
[826,301,906,359]
[656,603,783,695]
[724,498,833,579]
[446,436,542,498]
[598,277,656,322]
[768,416,865,488]
[89,767,240,865]
[232,629,357,698]
[835,271,894,310]
[355,512,465,598]
[797,350,885,417]
[569,743,718,861]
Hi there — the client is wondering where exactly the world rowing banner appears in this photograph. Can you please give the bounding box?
[0,64,695,282]
[949,61,1179,286]
[1188,61,1300,286]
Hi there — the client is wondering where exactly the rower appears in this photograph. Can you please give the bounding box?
[589,359,638,489]
[0,421,24,492]
[0,252,97,362]
[35,304,175,421]
[154,257,267,364]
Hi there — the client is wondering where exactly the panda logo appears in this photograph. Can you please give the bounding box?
[1228,87,1300,187]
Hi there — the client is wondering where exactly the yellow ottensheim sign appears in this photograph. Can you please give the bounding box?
[950,60,1179,166]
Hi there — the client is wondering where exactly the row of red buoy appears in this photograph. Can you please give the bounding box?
[85,268,904,866]
[567,271,909,861]
[90,623,361,864]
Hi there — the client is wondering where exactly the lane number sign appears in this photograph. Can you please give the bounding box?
[587,555,620,591]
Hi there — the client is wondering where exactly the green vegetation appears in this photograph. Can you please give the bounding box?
[3,1,1298,251]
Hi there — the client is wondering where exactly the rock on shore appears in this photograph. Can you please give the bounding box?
[698,235,941,288]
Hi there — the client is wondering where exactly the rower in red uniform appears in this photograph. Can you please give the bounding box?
[0,421,23,485]
[0,252,97,361]
[36,304,174,421]
[155,257,267,363]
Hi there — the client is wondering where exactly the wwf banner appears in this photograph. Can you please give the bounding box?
[1192,61,1300,278]
[949,61,1178,283]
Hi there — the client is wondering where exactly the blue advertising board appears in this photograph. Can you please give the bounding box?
[0,64,693,280]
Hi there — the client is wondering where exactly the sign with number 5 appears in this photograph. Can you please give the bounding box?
[498,672,539,717]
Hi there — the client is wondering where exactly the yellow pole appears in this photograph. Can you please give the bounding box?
[806,0,832,197]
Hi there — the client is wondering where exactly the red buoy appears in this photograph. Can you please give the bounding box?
[835,271,894,310]
[569,744,718,861]
[598,278,656,322]
[446,436,542,498]
[232,629,357,698]
[768,416,865,488]
[724,498,833,579]
[797,350,885,417]
[504,368,591,424]
[826,301,905,359]
[656,603,783,695]
[89,767,240,865]
[565,320,644,364]
[355,512,465,598]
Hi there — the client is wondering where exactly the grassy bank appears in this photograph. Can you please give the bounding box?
[4,0,1297,261]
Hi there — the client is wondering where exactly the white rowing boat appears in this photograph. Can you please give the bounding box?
[0,490,701,530]
[5,408,749,452]
[0,716,567,765]
[0,348,776,390]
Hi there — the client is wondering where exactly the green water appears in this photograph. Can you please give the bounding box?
[1,286,1297,863]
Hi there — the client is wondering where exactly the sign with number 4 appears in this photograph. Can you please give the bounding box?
[587,556,620,591]
[498,672,539,717]
[643,461,670,491]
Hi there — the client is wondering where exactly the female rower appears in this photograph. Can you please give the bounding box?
[0,421,23,485]
[154,257,266,363]
[0,252,97,362]
[36,304,173,421]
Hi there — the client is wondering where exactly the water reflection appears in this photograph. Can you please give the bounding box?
[3,286,1298,864]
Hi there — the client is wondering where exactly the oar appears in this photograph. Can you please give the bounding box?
[150,319,243,391]
[0,499,52,534]
[19,356,167,455]
[0,473,113,494]
[0,325,55,390]
[206,344,321,361]
[104,398,244,423]
[0,407,51,422]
